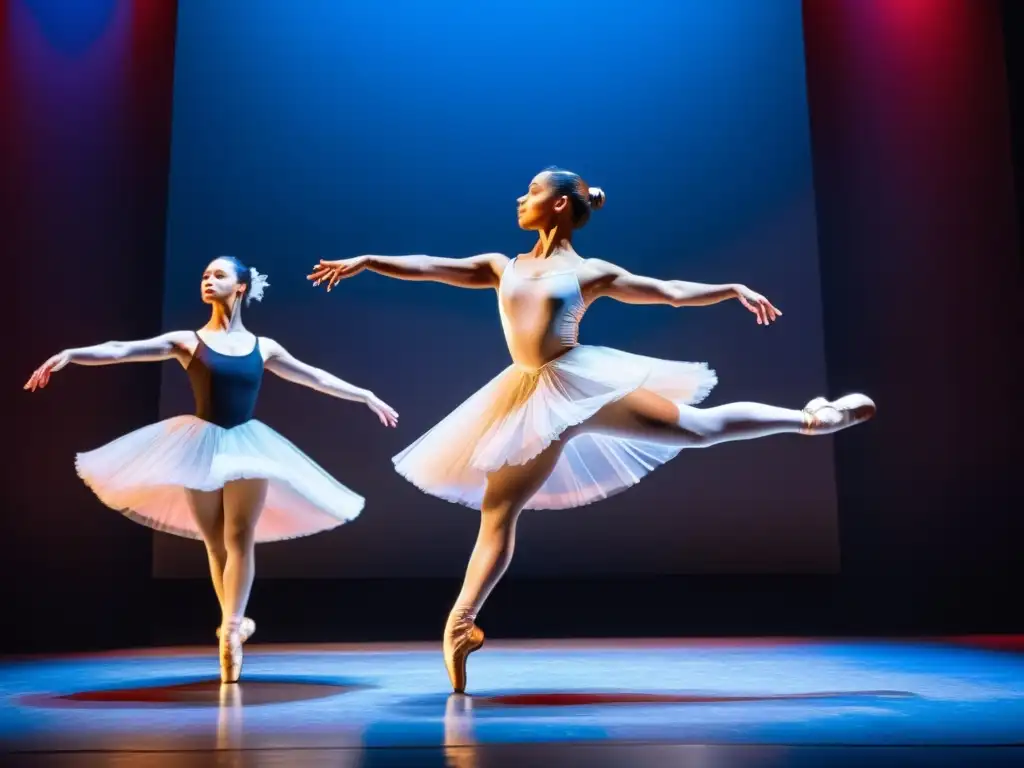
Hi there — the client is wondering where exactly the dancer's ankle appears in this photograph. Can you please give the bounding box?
[448,604,478,625]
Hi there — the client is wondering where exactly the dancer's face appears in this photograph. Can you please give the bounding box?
[516,172,569,231]
[201,258,246,306]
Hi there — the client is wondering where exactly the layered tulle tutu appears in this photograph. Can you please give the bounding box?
[393,345,717,510]
[76,416,363,541]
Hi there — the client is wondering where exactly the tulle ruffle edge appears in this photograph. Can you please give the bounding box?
[74,453,360,543]
[392,451,656,511]
[471,360,718,473]
[392,360,718,511]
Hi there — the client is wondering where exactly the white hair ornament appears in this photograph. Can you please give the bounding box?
[247,268,269,304]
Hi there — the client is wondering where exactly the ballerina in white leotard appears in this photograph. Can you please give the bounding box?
[309,167,875,693]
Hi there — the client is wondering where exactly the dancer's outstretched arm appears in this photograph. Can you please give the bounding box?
[580,259,782,326]
[24,331,196,390]
[262,338,398,427]
[309,253,509,291]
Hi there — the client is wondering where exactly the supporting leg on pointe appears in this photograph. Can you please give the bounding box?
[445,440,565,693]
[219,478,268,683]
[185,489,228,612]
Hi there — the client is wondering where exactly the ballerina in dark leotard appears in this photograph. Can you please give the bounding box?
[26,255,398,682]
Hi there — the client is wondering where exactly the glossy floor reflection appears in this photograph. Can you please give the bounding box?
[1,638,1023,767]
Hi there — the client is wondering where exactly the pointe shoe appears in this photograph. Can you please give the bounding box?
[801,393,876,435]
[216,617,255,644]
[444,609,485,694]
[219,627,243,684]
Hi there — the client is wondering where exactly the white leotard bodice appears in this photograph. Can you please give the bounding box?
[498,257,587,371]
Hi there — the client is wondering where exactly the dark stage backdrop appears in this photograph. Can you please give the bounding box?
[1,0,177,651]
[803,0,1023,626]
[155,0,838,579]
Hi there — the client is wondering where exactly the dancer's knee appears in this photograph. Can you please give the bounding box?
[672,404,721,447]
[206,541,228,565]
[223,521,255,556]
[200,522,227,556]
[480,499,518,524]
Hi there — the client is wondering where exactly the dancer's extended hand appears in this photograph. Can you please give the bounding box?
[24,351,70,391]
[735,286,781,326]
[308,257,368,292]
[366,393,399,428]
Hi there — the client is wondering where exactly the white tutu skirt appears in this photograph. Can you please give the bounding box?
[393,345,717,510]
[76,416,364,542]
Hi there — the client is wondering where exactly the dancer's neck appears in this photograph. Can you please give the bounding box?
[204,300,247,334]
[532,226,575,259]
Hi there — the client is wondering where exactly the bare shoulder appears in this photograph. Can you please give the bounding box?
[577,258,631,301]
[164,329,199,352]
[164,330,198,342]
[158,330,199,367]
[579,257,629,282]
[475,252,510,273]
[257,336,285,357]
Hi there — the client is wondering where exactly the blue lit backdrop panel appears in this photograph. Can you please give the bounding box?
[156,0,837,578]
